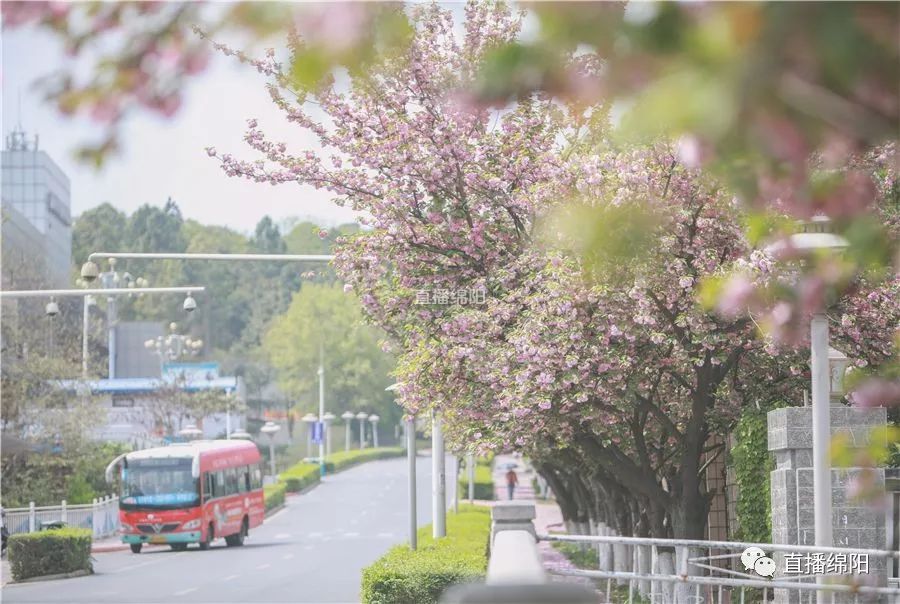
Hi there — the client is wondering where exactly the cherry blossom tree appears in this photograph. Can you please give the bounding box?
[204,2,898,543]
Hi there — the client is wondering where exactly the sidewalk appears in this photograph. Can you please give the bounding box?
[491,453,593,589]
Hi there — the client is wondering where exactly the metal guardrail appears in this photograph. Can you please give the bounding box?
[539,533,900,604]
[5,496,120,539]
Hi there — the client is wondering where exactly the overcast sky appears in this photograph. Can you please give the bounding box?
[2,22,361,235]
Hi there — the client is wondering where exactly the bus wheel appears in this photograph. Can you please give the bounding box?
[199,524,213,550]
[170,543,188,552]
[130,543,142,554]
[225,518,248,547]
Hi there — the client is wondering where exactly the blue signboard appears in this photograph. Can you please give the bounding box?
[311,421,324,444]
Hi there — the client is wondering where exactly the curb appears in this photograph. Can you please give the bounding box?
[11,568,93,584]
[92,543,165,554]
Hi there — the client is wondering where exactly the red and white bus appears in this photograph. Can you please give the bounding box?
[106,440,265,553]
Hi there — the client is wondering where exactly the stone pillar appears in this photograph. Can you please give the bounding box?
[491,500,537,542]
[768,406,889,604]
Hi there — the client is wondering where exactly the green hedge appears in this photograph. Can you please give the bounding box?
[263,482,286,512]
[361,505,491,604]
[325,447,404,472]
[278,461,321,493]
[8,528,93,581]
[458,463,494,500]
[277,447,404,493]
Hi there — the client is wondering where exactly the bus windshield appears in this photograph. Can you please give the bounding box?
[121,457,199,509]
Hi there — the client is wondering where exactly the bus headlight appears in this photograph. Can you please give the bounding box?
[182,519,201,530]
[120,523,134,533]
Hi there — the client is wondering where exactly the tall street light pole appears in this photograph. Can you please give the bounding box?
[766,216,847,604]
[387,382,416,551]
[432,408,446,538]
[318,343,326,476]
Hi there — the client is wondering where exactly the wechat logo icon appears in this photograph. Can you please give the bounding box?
[742,546,776,578]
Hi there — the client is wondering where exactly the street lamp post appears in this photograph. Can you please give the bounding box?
[767,216,848,604]
[368,414,380,448]
[260,421,281,479]
[407,414,417,550]
[432,408,446,538]
[341,411,355,452]
[317,345,326,476]
[356,412,368,449]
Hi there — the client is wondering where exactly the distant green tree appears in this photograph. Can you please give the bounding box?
[264,282,400,431]
[71,202,128,267]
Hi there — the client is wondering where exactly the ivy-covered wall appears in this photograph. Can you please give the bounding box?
[729,407,777,543]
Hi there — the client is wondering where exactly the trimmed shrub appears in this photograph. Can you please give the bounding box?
[263,482,286,513]
[278,462,321,493]
[458,463,494,500]
[324,447,404,473]
[361,505,491,604]
[8,528,93,581]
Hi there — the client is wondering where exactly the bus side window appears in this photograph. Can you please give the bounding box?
[255,464,263,489]
[203,472,211,502]
[226,468,238,496]
[240,466,250,493]
[215,471,225,497]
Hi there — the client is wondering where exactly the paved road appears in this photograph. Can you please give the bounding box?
[3,454,444,604]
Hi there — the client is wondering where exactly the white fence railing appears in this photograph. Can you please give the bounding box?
[5,496,120,539]
[540,533,900,604]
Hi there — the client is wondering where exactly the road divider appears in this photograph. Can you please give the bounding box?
[360,504,491,604]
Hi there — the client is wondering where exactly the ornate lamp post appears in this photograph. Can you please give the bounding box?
[341,411,355,452]
[355,412,369,449]
[144,322,202,365]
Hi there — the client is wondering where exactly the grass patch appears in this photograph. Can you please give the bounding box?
[458,462,494,500]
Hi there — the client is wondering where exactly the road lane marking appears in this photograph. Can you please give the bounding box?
[377,532,395,538]
[256,563,271,570]
[342,532,360,538]
[174,587,198,596]
[224,574,241,582]
[274,533,291,539]
[282,553,295,560]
